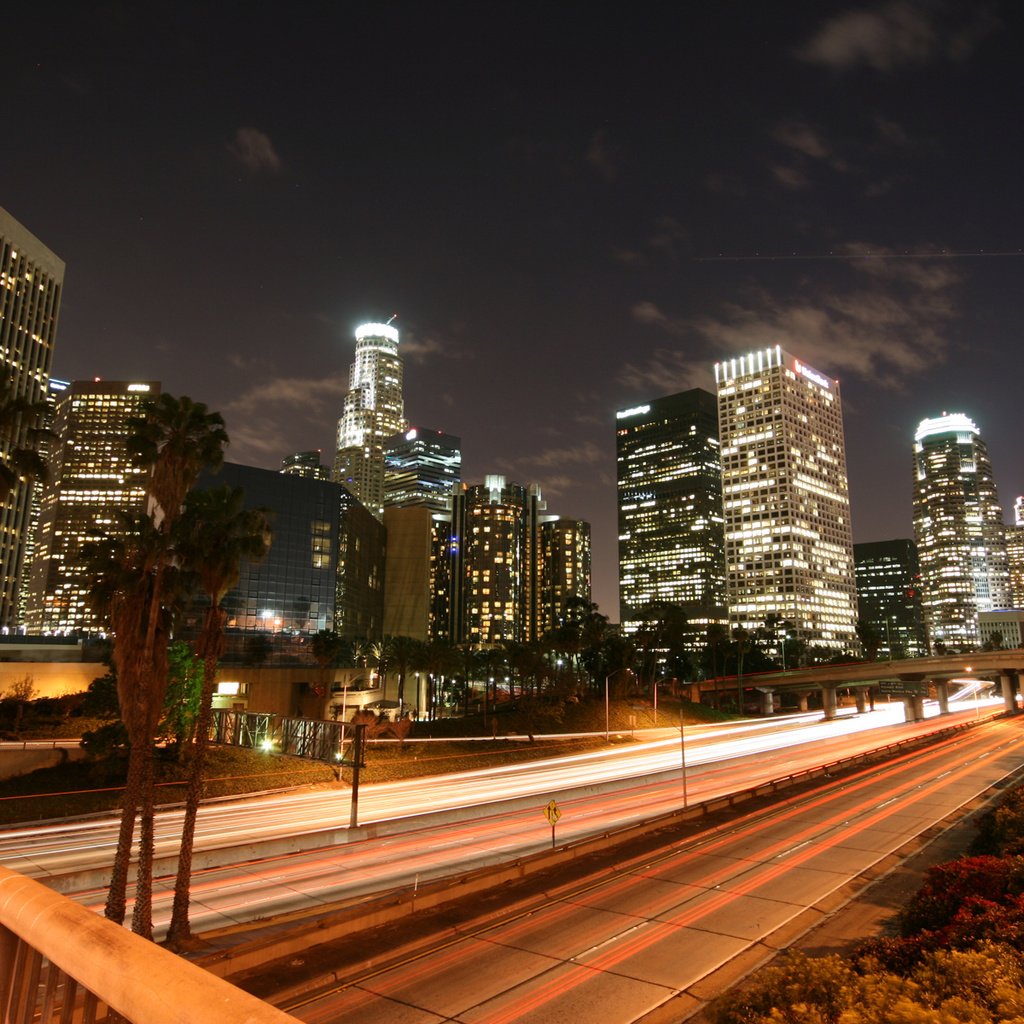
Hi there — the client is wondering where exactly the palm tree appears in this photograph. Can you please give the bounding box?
[732,627,751,714]
[166,485,270,945]
[386,635,425,714]
[101,395,228,937]
[0,381,53,504]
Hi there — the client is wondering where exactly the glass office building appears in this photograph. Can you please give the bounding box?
[0,208,64,627]
[26,380,159,634]
[715,347,858,651]
[334,321,406,520]
[187,463,385,657]
[616,389,726,644]
[912,413,1009,649]
[853,539,928,659]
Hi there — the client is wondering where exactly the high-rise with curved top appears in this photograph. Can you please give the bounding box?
[333,322,406,519]
[912,413,1009,650]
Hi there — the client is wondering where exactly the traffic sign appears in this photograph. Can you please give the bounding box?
[544,799,561,825]
[878,680,928,697]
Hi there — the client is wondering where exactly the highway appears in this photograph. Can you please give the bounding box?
[0,697,1004,937]
[272,714,1024,1024]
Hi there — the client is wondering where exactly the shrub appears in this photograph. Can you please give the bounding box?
[899,855,1024,936]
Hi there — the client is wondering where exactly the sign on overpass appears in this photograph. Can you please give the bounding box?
[878,680,929,697]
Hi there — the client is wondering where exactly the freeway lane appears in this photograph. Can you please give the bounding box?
[277,715,1024,1024]
[0,701,995,887]
[58,705,1005,936]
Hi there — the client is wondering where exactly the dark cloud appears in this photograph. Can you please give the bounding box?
[227,128,282,173]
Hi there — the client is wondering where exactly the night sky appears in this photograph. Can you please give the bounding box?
[4,1,1022,620]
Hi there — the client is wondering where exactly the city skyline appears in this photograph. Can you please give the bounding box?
[5,2,1022,620]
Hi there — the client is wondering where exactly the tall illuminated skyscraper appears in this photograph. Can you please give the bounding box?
[435,476,590,645]
[384,427,461,513]
[912,413,1009,650]
[0,208,64,627]
[333,321,406,520]
[714,347,858,652]
[616,390,726,645]
[26,380,159,634]
[1006,497,1024,609]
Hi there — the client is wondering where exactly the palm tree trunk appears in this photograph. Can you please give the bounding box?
[131,738,157,939]
[166,608,224,945]
[105,737,144,924]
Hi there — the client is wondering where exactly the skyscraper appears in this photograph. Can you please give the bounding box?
[714,347,858,652]
[281,451,327,480]
[333,321,406,520]
[184,463,385,655]
[1005,497,1024,609]
[616,390,726,645]
[0,208,64,627]
[436,476,590,645]
[384,427,461,512]
[853,539,928,659]
[912,413,1010,650]
[26,380,159,634]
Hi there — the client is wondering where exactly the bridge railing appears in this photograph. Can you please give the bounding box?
[211,708,347,762]
[0,866,299,1024]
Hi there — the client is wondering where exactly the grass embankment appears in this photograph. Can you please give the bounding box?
[0,697,727,826]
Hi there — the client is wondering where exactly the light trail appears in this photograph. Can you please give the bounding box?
[282,718,1024,1024]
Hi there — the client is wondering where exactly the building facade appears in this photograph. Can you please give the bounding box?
[616,389,726,645]
[1005,497,1024,609]
[333,321,406,520]
[912,413,1010,650]
[25,380,159,634]
[714,347,858,652]
[281,451,327,480]
[383,427,461,512]
[0,209,64,628]
[432,476,591,646]
[186,463,385,659]
[853,539,928,659]
[978,609,1024,650]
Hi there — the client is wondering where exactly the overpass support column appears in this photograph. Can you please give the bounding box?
[757,688,774,715]
[797,693,809,712]
[1001,673,1017,713]
[902,696,923,722]
[822,687,837,721]
[855,689,867,714]
[935,680,949,715]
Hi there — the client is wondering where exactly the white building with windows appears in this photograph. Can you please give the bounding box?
[714,346,858,652]
[333,321,406,520]
[912,413,1009,650]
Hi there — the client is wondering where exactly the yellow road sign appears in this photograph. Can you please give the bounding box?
[544,799,561,826]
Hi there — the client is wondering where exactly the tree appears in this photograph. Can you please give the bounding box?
[0,381,53,504]
[161,641,204,753]
[731,627,750,713]
[4,674,36,735]
[165,484,270,945]
[91,394,228,938]
[856,619,883,661]
[385,635,425,713]
[310,628,351,700]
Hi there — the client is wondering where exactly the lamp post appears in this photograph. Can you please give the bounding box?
[966,665,978,718]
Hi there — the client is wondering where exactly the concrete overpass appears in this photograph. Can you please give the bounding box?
[683,648,1024,720]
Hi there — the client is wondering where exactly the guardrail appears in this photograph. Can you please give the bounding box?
[0,866,299,1024]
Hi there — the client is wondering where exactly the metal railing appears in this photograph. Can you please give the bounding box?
[211,708,347,762]
[0,866,298,1024]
